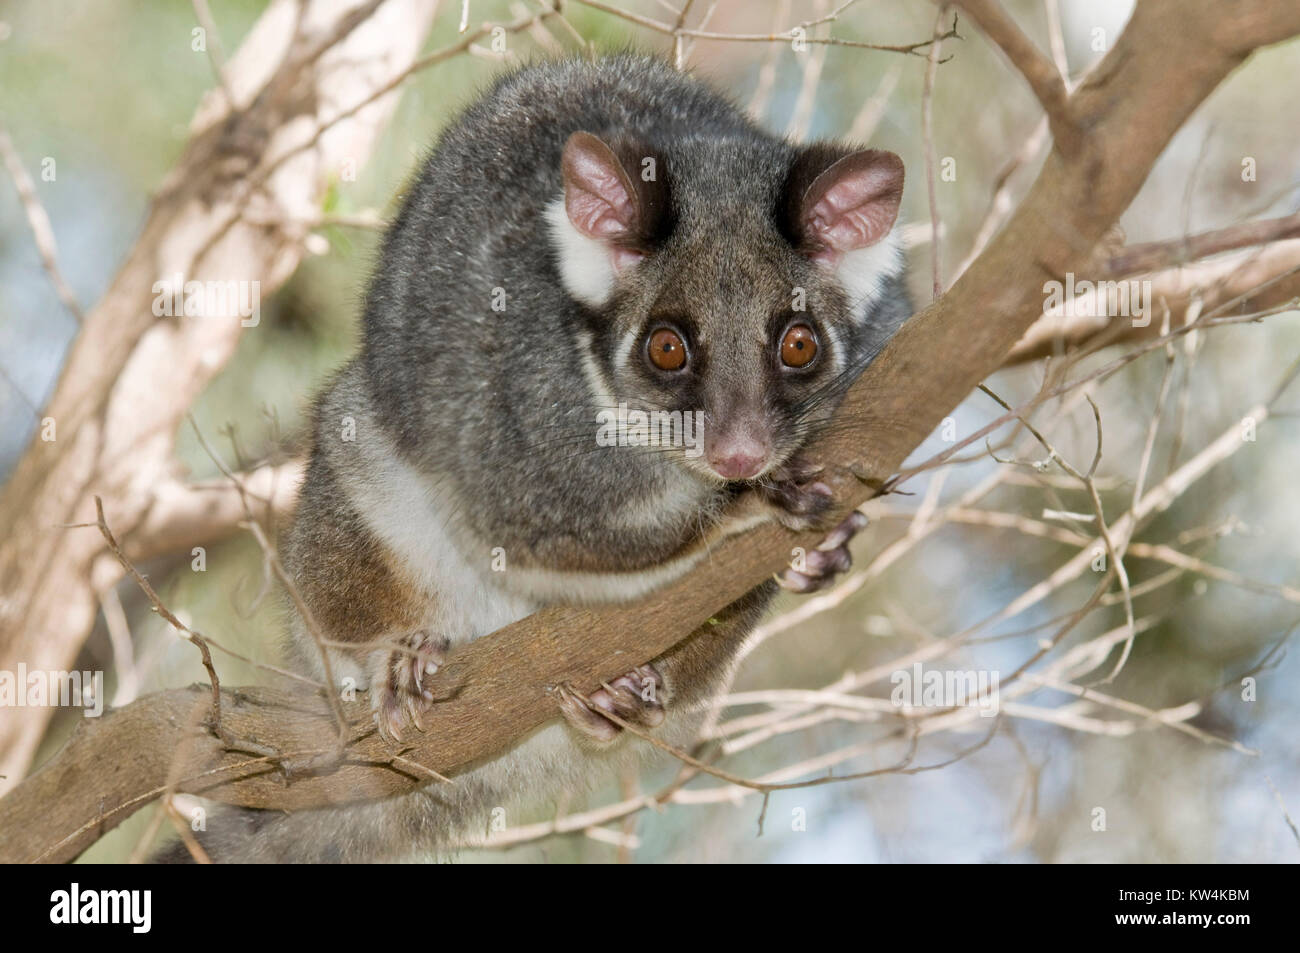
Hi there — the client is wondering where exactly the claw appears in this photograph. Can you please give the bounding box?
[820,510,868,549]
[558,685,622,743]
[559,664,665,743]
[375,701,406,745]
[759,456,836,531]
[779,510,868,593]
[371,630,450,746]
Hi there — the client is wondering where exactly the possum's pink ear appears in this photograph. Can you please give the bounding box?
[794,148,903,258]
[561,132,643,241]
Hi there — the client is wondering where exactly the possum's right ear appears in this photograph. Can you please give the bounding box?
[561,132,644,251]
[549,132,664,306]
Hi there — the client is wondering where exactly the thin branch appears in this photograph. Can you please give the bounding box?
[1102,209,1300,277]
[922,6,951,300]
[0,125,83,323]
[90,498,224,735]
[571,0,960,56]
[187,5,561,277]
[191,0,237,107]
[187,417,350,742]
[949,0,1078,153]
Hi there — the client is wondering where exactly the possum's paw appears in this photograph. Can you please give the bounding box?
[372,630,450,745]
[756,455,834,531]
[559,664,665,744]
[779,510,868,593]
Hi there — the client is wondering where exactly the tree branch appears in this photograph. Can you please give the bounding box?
[1005,238,1300,364]
[1101,209,1300,277]
[948,0,1078,154]
[0,125,84,323]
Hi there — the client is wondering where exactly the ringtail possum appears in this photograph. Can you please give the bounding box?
[166,53,910,862]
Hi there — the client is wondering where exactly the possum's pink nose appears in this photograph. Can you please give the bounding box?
[710,451,764,480]
[707,433,768,480]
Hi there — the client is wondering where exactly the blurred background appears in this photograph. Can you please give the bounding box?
[2,0,1298,862]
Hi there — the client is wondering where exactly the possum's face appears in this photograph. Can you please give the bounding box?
[547,132,904,485]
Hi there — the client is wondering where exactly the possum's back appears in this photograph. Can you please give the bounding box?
[365,55,766,319]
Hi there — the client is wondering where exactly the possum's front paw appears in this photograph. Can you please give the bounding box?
[559,664,665,744]
[372,630,450,744]
[779,510,868,593]
[757,455,834,531]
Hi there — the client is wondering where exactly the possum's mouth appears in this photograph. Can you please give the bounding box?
[677,442,796,488]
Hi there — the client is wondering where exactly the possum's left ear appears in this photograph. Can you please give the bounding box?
[784,147,903,262]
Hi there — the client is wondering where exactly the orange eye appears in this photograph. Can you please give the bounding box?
[780,324,818,368]
[647,327,687,371]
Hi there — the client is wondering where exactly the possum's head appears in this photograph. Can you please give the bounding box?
[547,130,906,485]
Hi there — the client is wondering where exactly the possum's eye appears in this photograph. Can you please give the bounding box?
[780,323,818,368]
[646,327,688,372]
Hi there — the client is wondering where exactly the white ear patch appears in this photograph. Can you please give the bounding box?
[545,196,616,307]
[830,225,905,322]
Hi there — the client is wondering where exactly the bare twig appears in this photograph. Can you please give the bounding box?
[949,0,1077,153]
[191,0,237,107]
[0,125,83,323]
[90,497,224,735]
[922,6,951,299]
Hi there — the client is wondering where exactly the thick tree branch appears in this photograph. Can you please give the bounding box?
[4,0,1300,864]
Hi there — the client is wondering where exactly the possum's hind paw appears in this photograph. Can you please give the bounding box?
[559,664,665,744]
[779,510,868,593]
[372,630,450,745]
